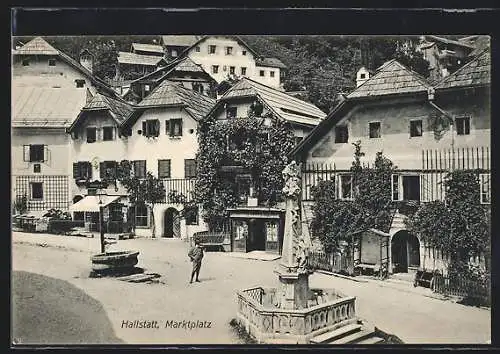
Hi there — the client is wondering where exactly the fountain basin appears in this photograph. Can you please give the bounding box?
[236,286,357,344]
[91,250,139,272]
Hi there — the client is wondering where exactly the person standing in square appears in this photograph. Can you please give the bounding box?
[188,239,204,283]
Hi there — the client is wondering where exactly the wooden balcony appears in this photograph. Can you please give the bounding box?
[161,178,196,203]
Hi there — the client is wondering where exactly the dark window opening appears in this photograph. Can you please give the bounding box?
[158,159,171,178]
[86,127,97,143]
[29,144,45,162]
[48,59,56,66]
[100,161,118,181]
[73,161,92,180]
[260,70,265,77]
[226,107,237,119]
[369,122,381,138]
[103,126,114,141]
[410,120,423,137]
[195,46,200,52]
[22,58,30,66]
[335,126,349,143]
[185,206,199,225]
[31,182,43,200]
[33,164,41,173]
[168,118,183,137]
[229,66,235,75]
[241,67,247,75]
[360,73,366,79]
[142,119,160,138]
[270,71,275,77]
[209,45,216,54]
[226,46,233,55]
[75,79,85,88]
[212,65,219,74]
[402,175,420,202]
[133,160,146,179]
[242,50,247,56]
[184,159,197,178]
[456,116,470,135]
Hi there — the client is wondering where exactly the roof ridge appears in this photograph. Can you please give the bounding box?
[433,47,490,88]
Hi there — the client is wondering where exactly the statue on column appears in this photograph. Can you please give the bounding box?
[281,160,311,273]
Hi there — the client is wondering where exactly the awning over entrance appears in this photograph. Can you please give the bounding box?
[69,195,122,212]
[227,206,284,219]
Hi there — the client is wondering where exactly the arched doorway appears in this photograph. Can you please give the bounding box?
[391,230,420,273]
[163,208,180,238]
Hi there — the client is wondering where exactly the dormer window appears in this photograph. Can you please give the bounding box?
[48,59,56,66]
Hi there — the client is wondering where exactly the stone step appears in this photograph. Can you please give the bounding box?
[330,328,375,344]
[357,336,385,344]
[310,323,362,344]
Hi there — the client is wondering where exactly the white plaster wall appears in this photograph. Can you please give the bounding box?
[255,65,281,88]
[127,107,199,178]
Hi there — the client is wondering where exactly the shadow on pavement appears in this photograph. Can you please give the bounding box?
[12,271,124,345]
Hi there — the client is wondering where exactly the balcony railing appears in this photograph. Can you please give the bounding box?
[161,178,196,203]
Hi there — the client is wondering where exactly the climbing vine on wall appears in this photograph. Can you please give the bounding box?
[194,108,295,230]
[310,141,398,253]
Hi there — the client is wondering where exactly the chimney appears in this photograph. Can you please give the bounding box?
[356,67,370,87]
[79,49,94,73]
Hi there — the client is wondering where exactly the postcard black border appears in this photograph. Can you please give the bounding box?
[7,5,500,353]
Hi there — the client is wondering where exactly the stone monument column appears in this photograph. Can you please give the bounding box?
[275,161,313,310]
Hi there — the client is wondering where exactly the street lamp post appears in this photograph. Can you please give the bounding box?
[97,188,106,253]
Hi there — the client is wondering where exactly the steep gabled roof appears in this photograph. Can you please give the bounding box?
[136,80,216,120]
[13,37,116,96]
[131,43,164,54]
[13,36,59,55]
[425,35,476,49]
[347,59,432,99]
[434,48,490,90]
[217,77,325,126]
[67,92,136,132]
[179,35,261,59]
[256,57,287,69]
[12,86,87,128]
[161,35,201,47]
[117,51,164,66]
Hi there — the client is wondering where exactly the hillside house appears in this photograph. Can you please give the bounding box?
[161,35,201,59]
[115,51,167,81]
[130,43,165,57]
[172,35,286,89]
[12,36,117,215]
[205,77,326,254]
[124,56,217,103]
[291,49,490,275]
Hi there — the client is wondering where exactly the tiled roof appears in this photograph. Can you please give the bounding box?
[83,92,135,124]
[137,80,215,120]
[131,43,164,54]
[347,60,432,99]
[118,51,163,66]
[434,48,490,90]
[12,87,87,127]
[13,36,59,55]
[220,77,326,126]
[161,35,201,47]
[256,57,287,69]
[172,57,205,72]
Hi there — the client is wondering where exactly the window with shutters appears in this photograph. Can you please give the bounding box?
[133,160,146,179]
[270,71,275,78]
[73,161,92,180]
[86,127,97,143]
[48,58,56,66]
[185,206,199,225]
[392,174,421,202]
[135,203,149,227]
[30,182,43,200]
[142,119,160,138]
[100,161,117,181]
[158,159,171,178]
[369,122,381,138]
[209,45,216,54]
[184,159,197,178]
[168,119,183,137]
[24,144,46,162]
[103,126,115,141]
[336,174,353,200]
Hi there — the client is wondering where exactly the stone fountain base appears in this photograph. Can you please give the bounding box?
[236,286,362,344]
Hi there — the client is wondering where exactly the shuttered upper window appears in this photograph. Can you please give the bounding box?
[184,159,197,178]
[23,144,46,162]
[158,159,171,178]
[167,119,183,137]
[100,161,118,180]
[142,119,160,138]
[73,161,93,180]
[133,160,146,179]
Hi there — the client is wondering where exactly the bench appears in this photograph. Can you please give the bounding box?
[192,231,227,251]
[414,269,436,288]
